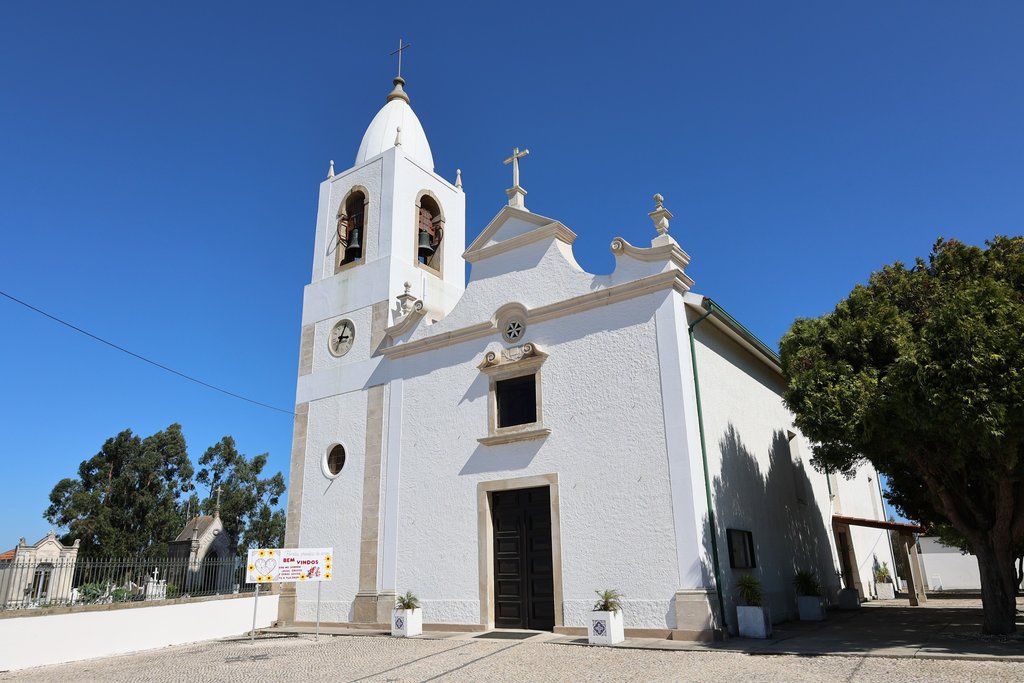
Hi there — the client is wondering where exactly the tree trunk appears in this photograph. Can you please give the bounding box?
[975,543,1019,635]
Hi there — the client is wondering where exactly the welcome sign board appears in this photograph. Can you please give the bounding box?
[246,547,333,583]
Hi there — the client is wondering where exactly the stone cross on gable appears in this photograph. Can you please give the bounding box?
[504,147,529,188]
[503,147,530,210]
[214,485,222,517]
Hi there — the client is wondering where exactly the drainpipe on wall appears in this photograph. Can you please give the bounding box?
[686,304,728,631]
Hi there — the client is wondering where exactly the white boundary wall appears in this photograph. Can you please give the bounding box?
[919,536,981,590]
[0,593,278,672]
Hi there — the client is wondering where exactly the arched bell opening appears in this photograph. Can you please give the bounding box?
[416,192,444,273]
[336,189,368,271]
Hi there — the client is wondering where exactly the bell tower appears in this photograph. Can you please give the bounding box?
[279,73,465,626]
[305,76,466,330]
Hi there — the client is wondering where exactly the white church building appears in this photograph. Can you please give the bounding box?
[279,74,896,640]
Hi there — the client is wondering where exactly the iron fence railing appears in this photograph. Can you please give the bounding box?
[0,556,255,611]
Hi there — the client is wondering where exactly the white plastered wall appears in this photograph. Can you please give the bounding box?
[0,594,278,672]
[919,536,983,590]
[831,466,897,597]
[293,389,369,623]
[691,317,893,627]
[391,290,681,629]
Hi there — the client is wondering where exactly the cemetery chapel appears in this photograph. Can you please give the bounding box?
[279,69,895,640]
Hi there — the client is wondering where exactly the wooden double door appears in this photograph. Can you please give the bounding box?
[492,486,555,630]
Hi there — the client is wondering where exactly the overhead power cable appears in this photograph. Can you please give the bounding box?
[0,289,295,416]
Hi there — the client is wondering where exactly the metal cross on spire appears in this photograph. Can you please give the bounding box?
[390,38,412,78]
[503,147,530,209]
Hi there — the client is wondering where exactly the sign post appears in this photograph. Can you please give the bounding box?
[245,547,333,642]
[250,582,260,644]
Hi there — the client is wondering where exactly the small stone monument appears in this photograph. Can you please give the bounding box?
[144,566,167,601]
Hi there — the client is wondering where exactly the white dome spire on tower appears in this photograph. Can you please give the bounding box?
[354,39,434,169]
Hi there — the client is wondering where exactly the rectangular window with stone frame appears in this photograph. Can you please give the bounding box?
[477,344,551,446]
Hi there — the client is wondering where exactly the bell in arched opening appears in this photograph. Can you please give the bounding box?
[337,190,367,270]
[417,194,443,270]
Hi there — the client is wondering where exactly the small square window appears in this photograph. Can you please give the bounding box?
[495,374,537,428]
[727,529,756,569]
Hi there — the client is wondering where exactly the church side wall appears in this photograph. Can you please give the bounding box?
[693,320,838,625]
[393,291,681,630]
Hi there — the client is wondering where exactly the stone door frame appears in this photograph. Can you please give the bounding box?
[477,473,564,629]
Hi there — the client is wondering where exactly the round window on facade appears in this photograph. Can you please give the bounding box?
[502,318,526,343]
[325,444,346,477]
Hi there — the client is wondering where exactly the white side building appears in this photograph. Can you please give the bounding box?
[279,75,895,639]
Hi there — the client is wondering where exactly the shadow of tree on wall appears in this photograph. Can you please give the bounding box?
[711,423,837,627]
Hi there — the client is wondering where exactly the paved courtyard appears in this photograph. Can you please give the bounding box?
[3,599,1022,682]
[2,632,1021,682]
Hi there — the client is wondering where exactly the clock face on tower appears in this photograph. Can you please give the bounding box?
[329,319,355,357]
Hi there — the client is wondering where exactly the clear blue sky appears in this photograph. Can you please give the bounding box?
[1,2,1021,546]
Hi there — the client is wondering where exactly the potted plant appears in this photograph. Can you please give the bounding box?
[836,571,861,609]
[392,590,422,637]
[588,589,625,645]
[874,562,895,600]
[735,574,771,638]
[793,570,826,621]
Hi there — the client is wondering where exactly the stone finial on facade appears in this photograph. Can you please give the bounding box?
[648,193,673,236]
[327,159,335,179]
[397,281,418,316]
[455,168,462,189]
[395,126,403,147]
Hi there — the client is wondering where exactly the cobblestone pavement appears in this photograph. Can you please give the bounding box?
[3,632,1023,683]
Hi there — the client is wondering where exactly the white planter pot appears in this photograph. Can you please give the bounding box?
[876,583,895,600]
[588,609,624,645]
[736,605,772,639]
[796,596,825,621]
[392,608,422,637]
[837,588,860,610]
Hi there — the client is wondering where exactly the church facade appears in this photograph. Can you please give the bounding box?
[279,76,895,639]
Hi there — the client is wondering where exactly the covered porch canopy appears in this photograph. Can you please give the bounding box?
[832,514,929,606]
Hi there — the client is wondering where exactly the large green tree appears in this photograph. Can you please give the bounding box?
[194,436,286,556]
[45,424,194,556]
[45,426,287,559]
[780,236,1024,635]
